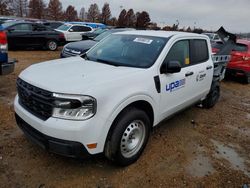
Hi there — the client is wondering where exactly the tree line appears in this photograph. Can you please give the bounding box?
[0,0,152,29]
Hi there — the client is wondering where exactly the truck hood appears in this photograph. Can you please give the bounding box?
[19,56,142,94]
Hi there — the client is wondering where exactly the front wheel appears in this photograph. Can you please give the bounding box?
[46,40,58,51]
[105,107,150,166]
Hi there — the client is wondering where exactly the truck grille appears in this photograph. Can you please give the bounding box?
[17,78,55,120]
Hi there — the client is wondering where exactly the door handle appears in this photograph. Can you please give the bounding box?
[206,65,213,70]
[185,71,194,77]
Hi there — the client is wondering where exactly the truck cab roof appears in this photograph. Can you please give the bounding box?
[113,30,209,39]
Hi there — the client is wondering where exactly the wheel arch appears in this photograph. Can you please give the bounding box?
[104,97,155,153]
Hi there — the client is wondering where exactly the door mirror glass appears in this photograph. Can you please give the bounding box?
[160,61,182,74]
[166,61,181,73]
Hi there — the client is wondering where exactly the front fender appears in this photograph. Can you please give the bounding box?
[96,94,157,152]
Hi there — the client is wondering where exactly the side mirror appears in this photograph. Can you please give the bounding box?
[160,61,182,74]
[69,29,73,32]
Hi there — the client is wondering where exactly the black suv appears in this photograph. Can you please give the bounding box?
[2,21,66,51]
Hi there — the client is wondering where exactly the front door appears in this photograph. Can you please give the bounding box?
[159,39,211,120]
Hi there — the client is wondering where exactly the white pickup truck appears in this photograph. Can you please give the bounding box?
[14,30,232,166]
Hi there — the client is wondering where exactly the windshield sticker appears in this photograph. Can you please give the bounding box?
[133,38,153,44]
[166,78,186,92]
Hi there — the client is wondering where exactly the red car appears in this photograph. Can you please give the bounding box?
[226,40,250,83]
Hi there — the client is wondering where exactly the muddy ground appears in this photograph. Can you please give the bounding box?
[0,50,250,188]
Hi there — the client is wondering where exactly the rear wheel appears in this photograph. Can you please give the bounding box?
[46,40,58,51]
[202,82,220,108]
[105,107,150,166]
[245,75,250,84]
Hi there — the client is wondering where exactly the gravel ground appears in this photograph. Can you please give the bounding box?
[0,50,250,188]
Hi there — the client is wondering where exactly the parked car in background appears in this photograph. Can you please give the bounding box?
[61,28,134,58]
[0,25,15,75]
[68,22,107,29]
[0,17,17,24]
[2,21,66,51]
[203,32,221,43]
[81,28,108,40]
[55,23,94,42]
[226,39,250,83]
[42,21,64,30]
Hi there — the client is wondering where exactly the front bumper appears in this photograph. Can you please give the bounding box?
[0,59,15,75]
[15,113,90,158]
[14,95,110,155]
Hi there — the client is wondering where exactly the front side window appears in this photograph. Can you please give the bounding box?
[86,34,168,68]
[164,40,190,67]
[78,26,92,32]
[70,26,80,32]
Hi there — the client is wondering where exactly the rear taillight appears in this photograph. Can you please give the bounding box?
[59,33,65,39]
[0,31,7,45]
[242,56,250,61]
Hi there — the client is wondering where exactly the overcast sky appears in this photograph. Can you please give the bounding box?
[47,0,250,33]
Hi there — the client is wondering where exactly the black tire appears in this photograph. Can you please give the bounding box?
[202,82,220,108]
[105,107,151,166]
[46,40,58,51]
[245,75,250,84]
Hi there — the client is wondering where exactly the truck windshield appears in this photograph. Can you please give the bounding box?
[85,34,168,68]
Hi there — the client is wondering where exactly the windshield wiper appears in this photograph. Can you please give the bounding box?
[81,53,90,60]
[96,59,120,66]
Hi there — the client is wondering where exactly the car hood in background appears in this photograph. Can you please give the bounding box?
[65,40,97,52]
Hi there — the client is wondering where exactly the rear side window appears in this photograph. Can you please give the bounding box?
[233,43,248,52]
[190,39,209,64]
[12,24,32,31]
[164,40,190,67]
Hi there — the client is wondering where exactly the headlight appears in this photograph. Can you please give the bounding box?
[52,93,96,120]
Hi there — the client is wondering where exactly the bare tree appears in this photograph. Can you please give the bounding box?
[64,5,77,21]
[117,9,126,27]
[136,11,151,29]
[28,0,46,19]
[107,17,117,26]
[47,0,63,20]
[0,0,13,15]
[87,3,100,22]
[125,9,136,27]
[101,3,111,24]
[11,0,28,17]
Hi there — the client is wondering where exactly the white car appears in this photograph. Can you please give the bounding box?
[56,23,93,42]
[14,30,230,166]
[203,32,221,43]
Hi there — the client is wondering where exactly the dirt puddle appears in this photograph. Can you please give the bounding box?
[212,140,250,177]
[186,154,215,177]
